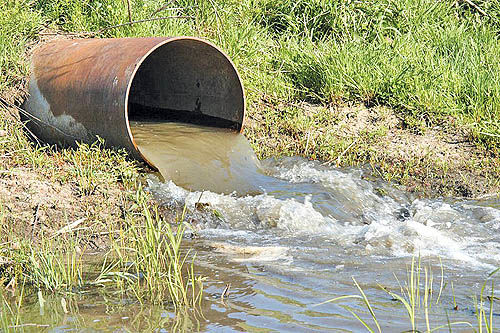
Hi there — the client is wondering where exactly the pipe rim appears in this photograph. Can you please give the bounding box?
[124,36,246,170]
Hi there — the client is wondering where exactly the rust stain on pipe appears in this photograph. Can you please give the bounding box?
[22,37,245,168]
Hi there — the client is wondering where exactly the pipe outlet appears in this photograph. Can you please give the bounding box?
[22,37,246,168]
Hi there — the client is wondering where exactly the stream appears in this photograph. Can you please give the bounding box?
[132,121,500,332]
[2,121,498,332]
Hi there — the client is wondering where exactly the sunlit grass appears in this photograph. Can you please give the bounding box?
[1,196,203,303]
[106,201,204,308]
[318,256,499,332]
[3,0,500,145]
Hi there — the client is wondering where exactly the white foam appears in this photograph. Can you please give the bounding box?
[147,157,500,269]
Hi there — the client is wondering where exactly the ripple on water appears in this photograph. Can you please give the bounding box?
[133,121,500,331]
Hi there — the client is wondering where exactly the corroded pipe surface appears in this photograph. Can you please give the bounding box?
[23,37,245,167]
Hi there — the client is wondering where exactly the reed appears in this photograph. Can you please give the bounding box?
[22,238,84,293]
[0,187,203,310]
[474,268,500,333]
[318,256,497,332]
[113,202,204,307]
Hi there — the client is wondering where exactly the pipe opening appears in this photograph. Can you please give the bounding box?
[127,38,245,130]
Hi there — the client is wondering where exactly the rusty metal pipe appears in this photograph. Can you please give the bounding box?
[22,37,245,168]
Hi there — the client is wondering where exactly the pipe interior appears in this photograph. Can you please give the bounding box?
[127,39,244,130]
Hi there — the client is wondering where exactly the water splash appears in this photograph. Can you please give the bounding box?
[132,122,500,269]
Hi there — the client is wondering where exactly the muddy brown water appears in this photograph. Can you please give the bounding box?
[134,122,500,331]
[3,122,499,332]
[130,122,268,195]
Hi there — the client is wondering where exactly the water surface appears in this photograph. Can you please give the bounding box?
[5,122,496,332]
[130,121,500,331]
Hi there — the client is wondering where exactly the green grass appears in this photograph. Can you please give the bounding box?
[106,200,204,308]
[2,0,500,144]
[2,0,499,197]
[1,191,203,306]
[0,1,43,96]
[318,256,498,332]
[261,0,500,143]
[1,1,500,200]
[1,0,500,329]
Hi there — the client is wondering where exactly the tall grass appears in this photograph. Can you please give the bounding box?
[318,256,498,332]
[0,0,43,95]
[109,202,204,307]
[265,0,500,142]
[22,238,85,293]
[2,0,500,144]
[1,189,203,309]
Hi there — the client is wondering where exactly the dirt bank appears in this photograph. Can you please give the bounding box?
[245,99,500,198]
[0,104,148,251]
